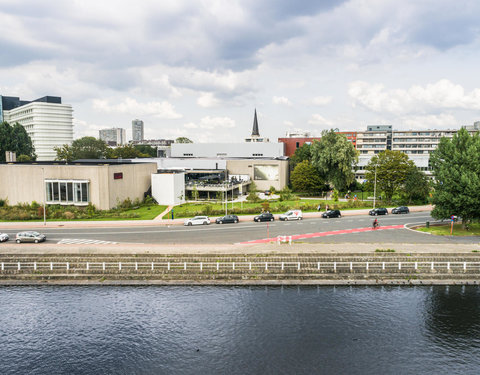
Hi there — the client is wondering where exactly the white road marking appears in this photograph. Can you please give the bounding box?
[58,238,118,245]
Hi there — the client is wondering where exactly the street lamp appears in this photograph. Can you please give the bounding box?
[373,164,377,209]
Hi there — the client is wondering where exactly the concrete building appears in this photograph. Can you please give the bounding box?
[0,161,157,210]
[99,127,127,146]
[132,119,144,141]
[1,95,73,161]
[171,142,285,158]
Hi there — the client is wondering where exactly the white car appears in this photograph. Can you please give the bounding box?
[184,216,211,226]
[0,233,9,242]
[279,210,303,221]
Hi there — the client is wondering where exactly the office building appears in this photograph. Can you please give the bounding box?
[132,119,144,141]
[99,127,126,146]
[1,95,73,161]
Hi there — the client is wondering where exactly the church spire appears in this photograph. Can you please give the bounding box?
[251,109,260,136]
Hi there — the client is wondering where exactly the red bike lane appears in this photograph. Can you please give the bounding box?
[239,224,405,245]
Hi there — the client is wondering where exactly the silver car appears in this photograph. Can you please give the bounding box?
[0,233,9,242]
[16,231,46,243]
[184,216,211,226]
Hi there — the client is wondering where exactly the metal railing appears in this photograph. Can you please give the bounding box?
[1,261,479,273]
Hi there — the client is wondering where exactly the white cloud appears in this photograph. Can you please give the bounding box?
[272,96,292,106]
[197,92,220,108]
[183,122,198,129]
[198,116,235,130]
[400,113,458,129]
[312,96,332,106]
[349,79,480,115]
[308,114,333,126]
[284,121,294,127]
[92,97,182,119]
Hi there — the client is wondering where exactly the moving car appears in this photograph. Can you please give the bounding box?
[0,233,9,242]
[392,206,409,214]
[215,215,239,224]
[369,207,388,216]
[184,216,211,226]
[321,209,341,218]
[254,212,275,222]
[279,210,303,221]
[15,231,46,243]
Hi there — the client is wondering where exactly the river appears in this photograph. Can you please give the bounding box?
[1,285,479,374]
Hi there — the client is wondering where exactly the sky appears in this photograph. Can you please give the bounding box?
[1,0,480,142]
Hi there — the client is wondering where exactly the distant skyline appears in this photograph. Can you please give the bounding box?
[1,1,480,142]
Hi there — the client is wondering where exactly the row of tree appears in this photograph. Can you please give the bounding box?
[0,121,36,162]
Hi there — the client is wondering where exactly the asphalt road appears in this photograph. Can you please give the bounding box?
[1,212,478,245]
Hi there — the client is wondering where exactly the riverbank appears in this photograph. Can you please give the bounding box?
[1,242,479,285]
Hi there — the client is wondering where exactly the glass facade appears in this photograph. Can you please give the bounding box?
[46,180,89,205]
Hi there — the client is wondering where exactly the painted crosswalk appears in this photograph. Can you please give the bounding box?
[57,238,118,245]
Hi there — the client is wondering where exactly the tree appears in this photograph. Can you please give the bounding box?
[290,160,324,193]
[365,150,415,203]
[430,128,480,228]
[110,145,150,159]
[55,137,110,161]
[311,129,357,191]
[133,144,157,157]
[0,121,36,162]
[175,137,193,143]
[289,142,313,173]
[402,166,430,204]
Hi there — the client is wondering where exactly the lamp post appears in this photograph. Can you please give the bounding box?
[373,164,377,209]
[42,167,46,226]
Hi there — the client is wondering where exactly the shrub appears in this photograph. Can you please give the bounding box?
[63,211,76,220]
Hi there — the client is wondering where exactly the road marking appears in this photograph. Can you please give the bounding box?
[57,238,118,245]
[237,225,405,244]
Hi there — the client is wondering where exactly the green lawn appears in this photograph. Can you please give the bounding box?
[416,223,480,236]
[167,198,373,219]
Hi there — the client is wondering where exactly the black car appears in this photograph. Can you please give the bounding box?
[369,207,388,216]
[321,209,341,218]
[215,215,239,224]
[392,206,409,214]
[254,212,275,222]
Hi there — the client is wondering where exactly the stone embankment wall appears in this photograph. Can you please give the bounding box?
[1,253,480,285]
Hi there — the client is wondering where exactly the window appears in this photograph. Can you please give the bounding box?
[46,180,89,205]
[296,142,300,148]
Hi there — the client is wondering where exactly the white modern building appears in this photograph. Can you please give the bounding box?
[1,95,73,161]
[132,119,144,141]
[171,143,285,158]
[99,127,126,146]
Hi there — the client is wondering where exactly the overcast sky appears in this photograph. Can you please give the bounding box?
[1,0,480,142]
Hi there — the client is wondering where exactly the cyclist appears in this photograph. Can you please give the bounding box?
[372,218,379,229]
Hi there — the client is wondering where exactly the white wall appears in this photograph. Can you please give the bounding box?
[151,173,185,206]
[171,143,285,158]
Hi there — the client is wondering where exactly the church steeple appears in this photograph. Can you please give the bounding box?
[251,109,260,137]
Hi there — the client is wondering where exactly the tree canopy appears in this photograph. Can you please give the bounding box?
[175,137,193,143]
[55,136,110,161]
[430,128,480,227]
[109,144,150,159]
[289,142,313,173]
[290,160,324,193]
[0,121,36,162]
[402,166,430,204]
[133,144,157,157]
[365,150,415,202]
[310,129,357,191]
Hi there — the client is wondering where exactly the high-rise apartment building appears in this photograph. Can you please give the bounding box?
[99,127,126,146]
[1,95,73,161]
[132,119,144,141]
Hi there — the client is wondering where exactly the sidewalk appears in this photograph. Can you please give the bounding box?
[0,205,433,229]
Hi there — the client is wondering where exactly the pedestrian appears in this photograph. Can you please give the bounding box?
[317,204,321,211]
[326,204,329,211]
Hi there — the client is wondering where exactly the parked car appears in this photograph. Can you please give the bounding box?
[279,210,303,221]
[322,210,341,218]
[215,215,239,224]
[15,231,46,243]
[392,206,409,214]
[184,216,211,226]
[369,207,388,216]
[264,190,271,196]
[254,212,275,222]
[0,233,9,242]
